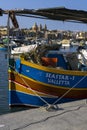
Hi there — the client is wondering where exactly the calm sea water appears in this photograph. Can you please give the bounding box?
[0,49,29,115]
[0,85,9,115]
[0,85,29,115]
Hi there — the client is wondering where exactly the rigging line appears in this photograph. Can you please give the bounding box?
[17,74,51,106]
[52,74,87,105]
[9,65,50,106]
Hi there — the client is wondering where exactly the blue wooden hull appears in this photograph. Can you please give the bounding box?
[16,58,87,89]
[9,58,87,107]
[9,91,78,107]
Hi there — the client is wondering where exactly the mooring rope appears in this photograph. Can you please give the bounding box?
[9,64,87,109]
[52,74,87,105]
[9,65,51,106]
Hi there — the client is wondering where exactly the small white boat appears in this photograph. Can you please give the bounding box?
[11,44,37,55]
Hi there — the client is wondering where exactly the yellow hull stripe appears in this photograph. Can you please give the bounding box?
[9,80,58,98]
[21,58,87,76]
[9,70,87,91]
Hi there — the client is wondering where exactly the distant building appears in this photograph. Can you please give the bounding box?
[0,26,7,36]
[32,23,47,32]
[39,24,42,31]
[76,32,86,40]
[44,24,47,31]
[0,24,87,41]
[32,22,38,32]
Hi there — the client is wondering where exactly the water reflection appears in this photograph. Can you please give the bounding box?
[0,85,30,115]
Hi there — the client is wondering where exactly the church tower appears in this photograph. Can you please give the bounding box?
[44,24,47,31]
[32,22,38,32]
[39,24,42,31]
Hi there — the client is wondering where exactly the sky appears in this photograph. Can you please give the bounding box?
[0,0,87,31]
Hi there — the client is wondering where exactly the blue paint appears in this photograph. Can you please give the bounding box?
[9,91,77,107]
[47,53,68,69]
[15,59,21,72]
[18,64,87,88]
[0,47,7,51]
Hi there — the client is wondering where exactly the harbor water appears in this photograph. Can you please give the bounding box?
[0,48,28,115]
[0,47,9,114]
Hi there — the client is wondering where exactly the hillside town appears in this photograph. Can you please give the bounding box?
[0,23,87,44]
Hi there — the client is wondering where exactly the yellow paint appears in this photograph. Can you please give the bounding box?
[21,58,87,76]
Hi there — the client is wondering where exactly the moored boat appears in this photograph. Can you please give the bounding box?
[1,7,87,107]
[11,44,37,55]
[9,43,87,107]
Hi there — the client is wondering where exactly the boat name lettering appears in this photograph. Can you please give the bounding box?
[46,73,75,85]
[48,79,70,85]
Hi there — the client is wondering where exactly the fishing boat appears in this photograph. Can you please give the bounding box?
[11,43,37,55]
[1,7,87,107]
[9,42,87,107]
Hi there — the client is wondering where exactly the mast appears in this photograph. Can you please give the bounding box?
[7,11,10,60]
